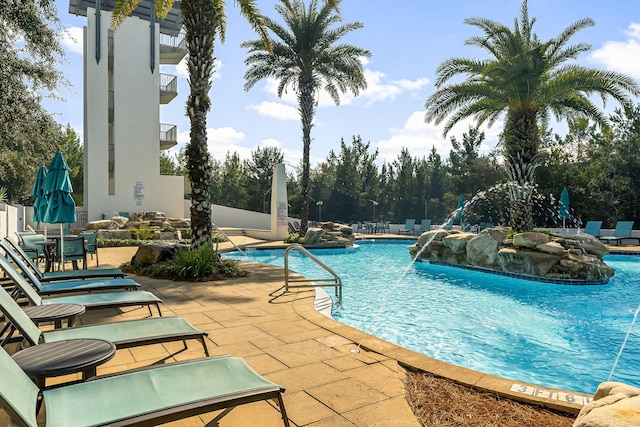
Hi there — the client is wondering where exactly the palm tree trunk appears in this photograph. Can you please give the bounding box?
[182,0,216,248]
[503,108,540,231]
[298,77,316,237]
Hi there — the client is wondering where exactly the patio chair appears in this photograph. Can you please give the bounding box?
[54,236,87,271]
[416,219,432,235]
[398,219,416,235]
[18,233,46,263]
[0,348,289,427]
[79,231,99,267]
[599,221,639,246]
[442,218,454,230]
[1,239,125,283]
[583,220,602,237]
[0,249,140,296]
[0,254,163,317]
[0,282,208,354]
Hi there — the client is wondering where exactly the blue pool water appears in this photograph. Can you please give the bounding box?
[224,239,640,394]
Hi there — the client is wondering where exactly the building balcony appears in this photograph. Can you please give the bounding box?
[160,123,177,150]
[160,33,187,65]
[160,73,178,104]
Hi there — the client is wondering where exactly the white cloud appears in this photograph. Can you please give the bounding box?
[375,112,502,164]
[61,27,83,55]
[248,101,298,120]
[258,69,431,108]
[206,126,245,144]
[589,22,640,79]
[352,70,430,106]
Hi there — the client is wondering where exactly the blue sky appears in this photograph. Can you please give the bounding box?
[47,0,640,167]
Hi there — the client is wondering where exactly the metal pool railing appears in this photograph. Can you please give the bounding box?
[283,244,342,303]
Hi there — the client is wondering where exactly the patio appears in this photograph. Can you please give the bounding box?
[1,243,418,426]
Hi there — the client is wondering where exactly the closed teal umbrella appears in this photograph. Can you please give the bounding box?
[558,187,570,228]
[456,194,465,222]
[43,151,77,270]
[30,165,48,229]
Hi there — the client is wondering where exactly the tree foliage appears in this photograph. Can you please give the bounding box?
[242,0,370,236]
[425,0,640,231]
[0,0,74,202]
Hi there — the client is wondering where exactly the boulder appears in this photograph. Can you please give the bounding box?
[570,234,610,257]
[303,228,325,245]
[416,230,449,247]
[442,232,475,254]
[85,220,112,230]
[131,242,189,266]
[466,233,499,268]
[536,242,565,255]
[513,232,550,248]
[497,248,559,277]
[573,382,640,427]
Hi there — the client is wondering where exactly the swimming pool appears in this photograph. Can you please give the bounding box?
[224,239,640,394]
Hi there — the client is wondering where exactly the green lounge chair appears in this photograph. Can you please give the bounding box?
[0,254,162,316]
[2,238,125,282]
[442,218,454,230]
[398,219,416,235]
[583,220,602,237]
[0,283,208,354]
[0,348,289,427]
[599,221,639,246]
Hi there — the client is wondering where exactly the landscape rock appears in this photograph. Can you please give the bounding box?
[131,242,189,266]
[466,232,499,268]
[573,382,640,427]
[409,228,615,283]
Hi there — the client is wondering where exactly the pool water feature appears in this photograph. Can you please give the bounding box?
[224,239,640,394]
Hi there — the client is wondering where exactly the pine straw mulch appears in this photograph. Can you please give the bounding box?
[404,371,577,427]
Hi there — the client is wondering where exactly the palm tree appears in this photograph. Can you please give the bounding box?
[425,0,640,231]
[242,0,370,236]
[111,0,271,249]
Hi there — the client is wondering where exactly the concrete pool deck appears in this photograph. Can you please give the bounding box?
[1,236,635,426]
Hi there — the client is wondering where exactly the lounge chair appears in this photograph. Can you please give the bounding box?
[398,219,416,235]
[583,220,602,237]
[0,282,208,354]
[0,250,139,297]
[0,348,289,427]
[416,219,432,235]
[599,221,639,246]
[0,254,162,316]
[2,239,125,282]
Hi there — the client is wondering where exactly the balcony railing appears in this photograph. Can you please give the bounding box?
[159,33,187,65]
[159,73,178,104]
[160,123,177,150]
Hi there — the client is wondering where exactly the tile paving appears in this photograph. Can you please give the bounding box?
[1,235,635,426]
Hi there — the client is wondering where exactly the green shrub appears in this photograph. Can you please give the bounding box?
[283,233,304,244]
[173,244,219,278]
[135,224,155,240]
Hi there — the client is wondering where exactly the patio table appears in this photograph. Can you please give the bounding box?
[13,338,116,387]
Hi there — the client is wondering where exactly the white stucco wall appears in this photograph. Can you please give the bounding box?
[83,8,183,221]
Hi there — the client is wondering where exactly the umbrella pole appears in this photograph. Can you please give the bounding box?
[60,224,64,271]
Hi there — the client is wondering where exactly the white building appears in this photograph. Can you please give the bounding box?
[69,0,185,221]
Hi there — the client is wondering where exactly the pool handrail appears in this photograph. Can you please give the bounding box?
[283,244,342,303]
